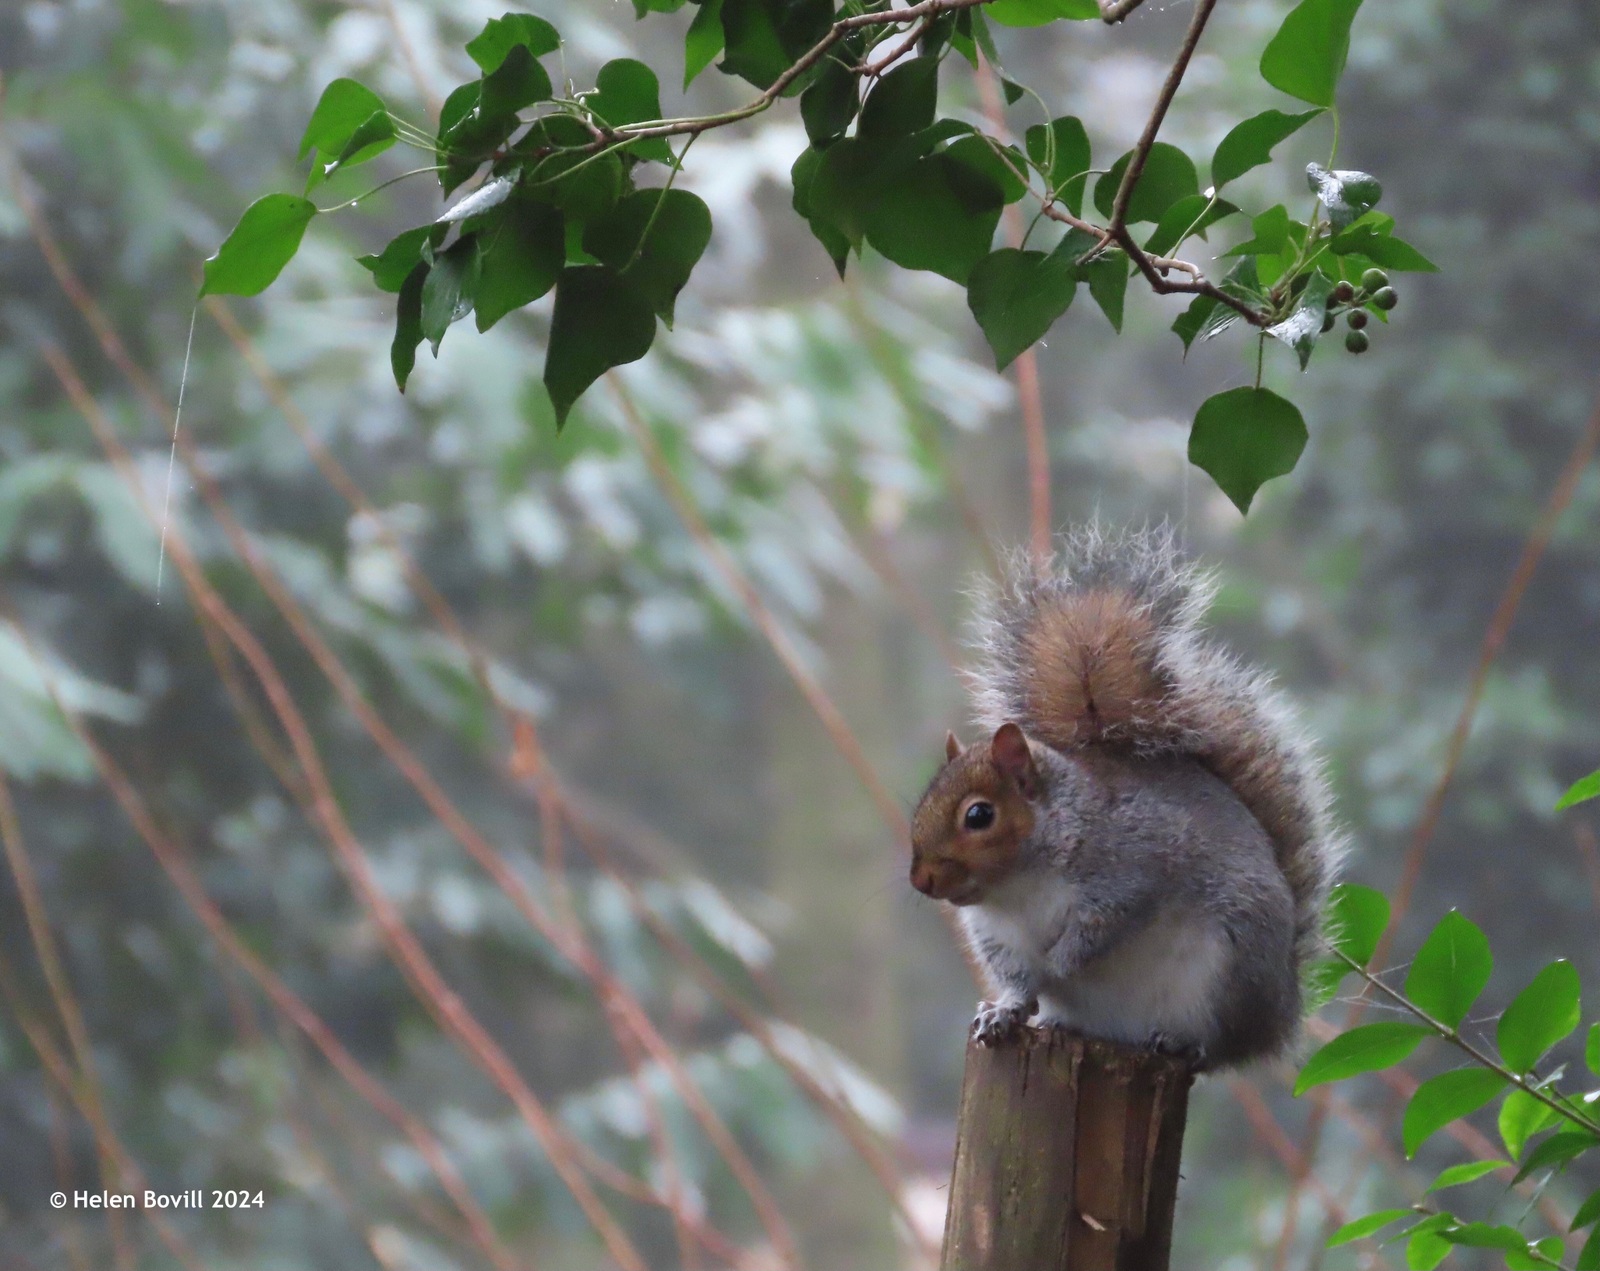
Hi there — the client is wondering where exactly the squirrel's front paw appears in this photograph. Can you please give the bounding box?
[972,998,1034,1046]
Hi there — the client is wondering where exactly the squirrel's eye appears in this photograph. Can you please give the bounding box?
[963,801,995,831]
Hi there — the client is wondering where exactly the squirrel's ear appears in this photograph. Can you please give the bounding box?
[945,730,963,762]
[990,723,1039,796]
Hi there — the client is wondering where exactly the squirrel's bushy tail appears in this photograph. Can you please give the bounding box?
[969,523,1344,972]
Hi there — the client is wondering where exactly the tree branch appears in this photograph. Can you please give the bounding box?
[1098,0,1150,23]
[604,0,997,146]
[1108,0,1220,232]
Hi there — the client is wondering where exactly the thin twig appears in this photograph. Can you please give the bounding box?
[603,0,997,147]
[1098,0,1150,23]
[1107,0,1220,233]
[1340,951,1600,1138]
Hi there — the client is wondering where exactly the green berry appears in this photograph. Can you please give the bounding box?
[1345,329,1370,354]
[1346,308,1369,330]
[1361,267,1390,292]
[1333,280,1356,303]
[1321,310,1336,333]
[1373,286,1399,311]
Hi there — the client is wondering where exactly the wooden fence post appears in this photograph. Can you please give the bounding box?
[939,1027,1195,1271]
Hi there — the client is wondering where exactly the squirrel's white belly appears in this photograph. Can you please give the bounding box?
[1037,908,1230,1045]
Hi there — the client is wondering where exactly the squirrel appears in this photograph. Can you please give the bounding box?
[910,524,1344,1070]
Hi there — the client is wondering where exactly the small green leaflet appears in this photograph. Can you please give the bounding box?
[1330,883,1390,967]
[1212,109,1324,189]
[1189,386,1308,516]
[984,0,1097,25]
[966,245,1079,370]
[1260,0,1364,109]
[1408,1228,1454,1270]
[199,194,318,298]
[800,57,859,148]
[1330,225,1438,271]
[1402,1068,1508,1157]
[1567,1186,1600,1232]
[1327,1209,1411,1248]
[1497,960,1582,1073]
[1294,1021,1429,1095]
[1424,1160,1508,1193]
[1587,1022,1599,1076]
[1558,768,1600,810]
[1514,1128,1600,1183]
[1404,909,1493,1030]
[1498,1087,1559,1160]
[544,266,658,427]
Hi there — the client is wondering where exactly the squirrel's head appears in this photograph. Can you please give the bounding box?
[909,723,1040,906]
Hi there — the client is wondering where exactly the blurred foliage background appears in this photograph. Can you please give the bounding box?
[0,1,1596,1268]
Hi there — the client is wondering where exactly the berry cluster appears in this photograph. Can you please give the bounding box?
[1321,268,1398,353]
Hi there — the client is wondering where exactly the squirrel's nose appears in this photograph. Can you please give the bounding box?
[910,861,935,896]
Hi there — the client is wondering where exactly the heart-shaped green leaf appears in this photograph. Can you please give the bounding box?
[466,13,560,72]
[1094,143,1199,224]
[588,58,673,162]
[1260,0,1364,108]
[1212,108,1324,189]
[475,203,564,331]
[298,78,386,162]
[199,194,318,298]
[966,245,1079,369]
[1189,386,1308,515]
[584,189,713,324]
[544,266,658,427]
